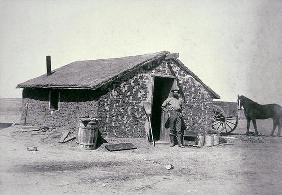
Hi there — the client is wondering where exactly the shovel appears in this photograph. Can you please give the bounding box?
[143,101,155,146]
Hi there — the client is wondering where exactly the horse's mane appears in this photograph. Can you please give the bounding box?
[240,95,260,105]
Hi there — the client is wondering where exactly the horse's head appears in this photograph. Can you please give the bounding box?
[237,95,244,110]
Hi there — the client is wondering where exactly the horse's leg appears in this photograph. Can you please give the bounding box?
[270,119,277,136]
[277,118,282,137]
[252,119,258,136]
[246,119,250,135]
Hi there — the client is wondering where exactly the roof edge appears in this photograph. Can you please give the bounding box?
[89,51,169,91]
[173,59,220,99]
[17,51,170,89]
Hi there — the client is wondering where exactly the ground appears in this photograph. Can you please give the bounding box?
[1,117,282,195]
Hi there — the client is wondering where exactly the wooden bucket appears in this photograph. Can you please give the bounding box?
[77,119,99,150]
[204,134,214,147]
[213,134,219,146]
[197,134,205,147]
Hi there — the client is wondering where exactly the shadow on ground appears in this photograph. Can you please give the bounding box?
[10,160,125,173]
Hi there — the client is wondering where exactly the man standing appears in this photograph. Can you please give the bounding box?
[162,87,185,148]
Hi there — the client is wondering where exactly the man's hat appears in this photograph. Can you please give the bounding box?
[171,82,180,92]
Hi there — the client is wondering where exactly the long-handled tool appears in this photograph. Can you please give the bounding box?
[143,101,155,146]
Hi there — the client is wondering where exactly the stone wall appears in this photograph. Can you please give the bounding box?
[167,61,214,133]
[97,74,151,138]
[97,60,214,138]
[21,59,215,137]
[149,60,214,133]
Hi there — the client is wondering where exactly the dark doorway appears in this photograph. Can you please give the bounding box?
[151,76,174,141]
[49,90,60,110]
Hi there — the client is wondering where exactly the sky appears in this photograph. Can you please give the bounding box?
[0,0,282,104]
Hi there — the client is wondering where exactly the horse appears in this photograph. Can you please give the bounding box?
[238,95,282,136]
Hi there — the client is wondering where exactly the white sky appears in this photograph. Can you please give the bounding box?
[0,0,282,104]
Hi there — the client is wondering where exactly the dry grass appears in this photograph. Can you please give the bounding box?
[17,51,168,89]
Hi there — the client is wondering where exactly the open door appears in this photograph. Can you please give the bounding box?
[151,76,174,141]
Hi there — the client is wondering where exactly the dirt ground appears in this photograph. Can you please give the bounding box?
[1,119,282,195]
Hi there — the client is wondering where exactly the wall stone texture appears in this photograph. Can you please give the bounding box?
[97,60,214,137]
[97,73,151,138]
[168,61,214,133]
[151,61,214,134]
[21,59,215,138]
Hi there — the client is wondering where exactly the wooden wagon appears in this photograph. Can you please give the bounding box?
[212,101,239,135]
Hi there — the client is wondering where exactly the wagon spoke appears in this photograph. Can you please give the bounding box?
[226,122,233,129]
[212,104,238,135]
[226,120,236,126]
[216,123,223,131]
[226,116,238,133]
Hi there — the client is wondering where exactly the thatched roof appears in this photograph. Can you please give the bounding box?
[17,51,168,89]
[17,51,220,99]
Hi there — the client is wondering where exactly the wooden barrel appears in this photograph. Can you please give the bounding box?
[77,119,99,150]
[197,134,205,147]
[213,134,219,146]
[204,134,214,147]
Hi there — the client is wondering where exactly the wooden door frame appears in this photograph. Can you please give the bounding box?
[150,75,175,141]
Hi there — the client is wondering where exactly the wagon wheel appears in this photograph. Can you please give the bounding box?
[212,105,238,135]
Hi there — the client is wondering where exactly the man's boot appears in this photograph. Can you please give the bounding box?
[177,134,185,148]
[169,134,175,147]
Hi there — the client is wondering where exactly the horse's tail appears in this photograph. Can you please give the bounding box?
[279,108,282,126]
[279,106,282,119]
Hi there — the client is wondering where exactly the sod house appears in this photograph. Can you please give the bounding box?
[17,51,220,141]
